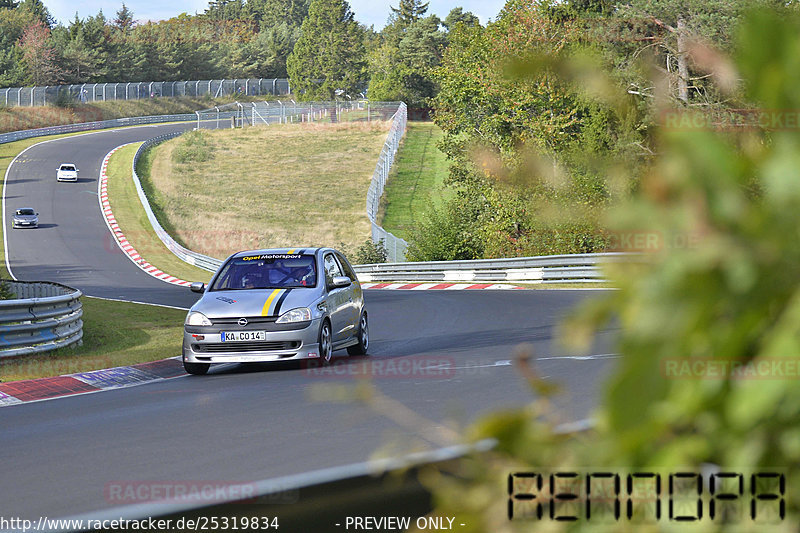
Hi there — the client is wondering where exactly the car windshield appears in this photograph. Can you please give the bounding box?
[60,165,75,171]
[209,253,317,290]
[15,208,35,216]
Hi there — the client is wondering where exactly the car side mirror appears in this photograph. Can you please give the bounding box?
[190,282,206,293]
[331,276,351,289]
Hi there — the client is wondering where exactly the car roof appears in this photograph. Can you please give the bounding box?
[59,163,76,166]
[230,248,324,259]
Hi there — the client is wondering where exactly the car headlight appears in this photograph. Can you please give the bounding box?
[276,307,312,323]
[185,311,212,326]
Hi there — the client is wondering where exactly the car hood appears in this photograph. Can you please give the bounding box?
[14,215,37,221]
[192,287,321,319]
[59,171,77,177]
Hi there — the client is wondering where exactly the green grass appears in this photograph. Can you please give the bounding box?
[379,122,452,241]
[142,121,391,257]
[105,143,212,283]
[0,297,186,382]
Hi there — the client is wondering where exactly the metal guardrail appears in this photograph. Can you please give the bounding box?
[353,253,632,283]
[131,135,225,273]
[0,281,83,358]
[0,78,291,107]
[0,114,196,145]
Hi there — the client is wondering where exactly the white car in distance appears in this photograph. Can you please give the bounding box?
[56,163,79,182]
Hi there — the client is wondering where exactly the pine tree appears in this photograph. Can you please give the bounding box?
[0,0,19,9]
[389,0,428,28]
[286,0,367,100]
[18,0,53,27]
[113,3,134,33]
[18,20,62,84]
[247,0,310,30]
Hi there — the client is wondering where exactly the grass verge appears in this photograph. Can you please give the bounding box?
[105,143,212,283]
[141,121,390,257]
[0,95,277,135]
[0,296,186,382]
[379,122,451,241]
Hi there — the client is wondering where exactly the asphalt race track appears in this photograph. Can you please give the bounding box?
[0,123,619,521]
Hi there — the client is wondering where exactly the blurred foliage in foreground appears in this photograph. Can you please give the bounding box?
[426,7,800,533]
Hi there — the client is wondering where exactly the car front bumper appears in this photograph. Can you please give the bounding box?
[182,318,323,364]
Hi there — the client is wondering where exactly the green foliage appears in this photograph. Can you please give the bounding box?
[367,15,446,107]
[286,0,367,100]
[429,6,800,530]
[405,194,485,261]
[171,130,213,163]
[389,0,428,29]
[246,0,310,29]
[443,7,479,31]
[0,279,14,300]
[354,238,389,264]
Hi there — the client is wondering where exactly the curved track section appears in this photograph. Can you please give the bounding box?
[3,123,201,308]
[0,123,618,522]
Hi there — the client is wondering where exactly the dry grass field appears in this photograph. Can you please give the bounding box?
[141,121,390,258]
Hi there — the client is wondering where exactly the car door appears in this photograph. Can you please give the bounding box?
[335,251,361,331]
[323,252,350,342]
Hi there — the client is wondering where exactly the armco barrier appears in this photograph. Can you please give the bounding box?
[0,114,196,145]
[0,281,83,358]
[353,253,631,283]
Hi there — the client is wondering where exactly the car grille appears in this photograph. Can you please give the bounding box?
[210,316,278,326]
[193,341,300,353]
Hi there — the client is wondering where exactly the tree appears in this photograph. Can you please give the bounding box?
[17,20,62,84]
[204,0,245,21]
[286,0,367,100]
[443,7,479,31]
[18,0,52,27]
[389,0,428,28]
[0,0,19,9]
[367,15,445,106]
[246,0,310,29]
[113,3,135,33]
[245,22,301,77]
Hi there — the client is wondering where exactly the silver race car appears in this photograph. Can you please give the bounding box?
[182,247,368,375]
[12,207,39,228]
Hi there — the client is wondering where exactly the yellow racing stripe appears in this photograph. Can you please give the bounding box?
[261,289,283,316]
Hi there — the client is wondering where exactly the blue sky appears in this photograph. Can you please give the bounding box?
[44,1,507,28]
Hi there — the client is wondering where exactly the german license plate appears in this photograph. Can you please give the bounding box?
[221,331,266,342]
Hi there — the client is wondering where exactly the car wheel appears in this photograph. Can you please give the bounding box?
[347,312,369,356]
[319,319,333,365]
[183,360,210,375]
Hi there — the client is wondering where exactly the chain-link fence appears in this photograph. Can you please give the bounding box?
[0,79,291,107]
[366,103,409,262]
[192,100,403,129]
